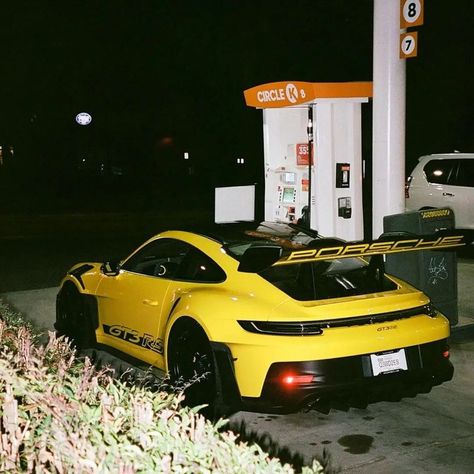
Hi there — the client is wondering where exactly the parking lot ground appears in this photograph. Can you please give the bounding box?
[229,335,474,473]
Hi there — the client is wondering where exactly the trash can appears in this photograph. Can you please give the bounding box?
[383,208,458,326]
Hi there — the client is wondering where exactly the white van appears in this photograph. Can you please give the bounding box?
[405,153,474,230]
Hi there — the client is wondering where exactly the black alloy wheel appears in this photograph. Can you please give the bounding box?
[168,322,217,414]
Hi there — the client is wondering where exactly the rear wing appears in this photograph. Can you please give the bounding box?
[273,233,466,266]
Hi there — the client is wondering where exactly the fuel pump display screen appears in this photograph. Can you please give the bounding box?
[281,172,296,185]
[282,187,295,203]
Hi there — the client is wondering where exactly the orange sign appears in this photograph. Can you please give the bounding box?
[244,81,373,108]
[400,32,418,58]
[244,81,315,108]
[296,143,313,166]
[400,0,424,29]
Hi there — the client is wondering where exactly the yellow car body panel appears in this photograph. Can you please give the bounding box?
[162,280,449,397]
[224,313,449,397]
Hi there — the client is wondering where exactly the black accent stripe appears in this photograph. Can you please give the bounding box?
[314,304,436,329]
[166,297,181,324]
[68,264,94,290]
[94,343,166,379]
[238,304,436,336]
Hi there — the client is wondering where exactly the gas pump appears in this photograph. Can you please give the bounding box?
[276,172,297,222]
[268,156,312,223]
[244,81,372,241]
[261,105,312,224]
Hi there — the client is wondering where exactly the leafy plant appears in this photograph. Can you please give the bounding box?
[0,299,325,473]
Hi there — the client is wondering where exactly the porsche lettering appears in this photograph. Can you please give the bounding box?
[277,235,464,264]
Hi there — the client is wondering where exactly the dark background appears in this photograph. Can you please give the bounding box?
[0,0,472,214]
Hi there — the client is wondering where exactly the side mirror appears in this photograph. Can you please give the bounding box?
[238,245,282,273]
[101,260,121,276]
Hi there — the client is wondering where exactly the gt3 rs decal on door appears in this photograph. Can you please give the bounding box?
[103,324,163,354]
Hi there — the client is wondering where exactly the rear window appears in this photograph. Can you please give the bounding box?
[453,159,474,187]
[259,258,397,301]
[423,159,457,184]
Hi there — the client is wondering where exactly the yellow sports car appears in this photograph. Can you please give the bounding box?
[55,222,462,415]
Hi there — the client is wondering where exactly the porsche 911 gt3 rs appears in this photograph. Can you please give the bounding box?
[55,222,462,415]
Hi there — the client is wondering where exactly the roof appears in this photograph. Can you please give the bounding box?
[419,153,474,161]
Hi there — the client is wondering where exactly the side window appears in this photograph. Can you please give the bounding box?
[453,160,474,187]
[423,160,457,185]
[122,238,190,278]
[174,247,226,283]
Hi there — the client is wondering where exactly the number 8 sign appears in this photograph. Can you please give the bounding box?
[400,0,424,28]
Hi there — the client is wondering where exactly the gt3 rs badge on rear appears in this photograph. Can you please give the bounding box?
[377,324,398,332]
[103,324,163,354]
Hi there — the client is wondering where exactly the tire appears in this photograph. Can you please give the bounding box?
[168,320,217,416]
[56,284,96,350]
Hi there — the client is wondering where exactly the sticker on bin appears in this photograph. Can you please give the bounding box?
[370,349,408,376]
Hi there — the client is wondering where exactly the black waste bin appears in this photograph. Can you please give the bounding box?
[383,208,458,326]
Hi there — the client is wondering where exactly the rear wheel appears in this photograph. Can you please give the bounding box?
[56,284,96,350]
[168,320,217,415]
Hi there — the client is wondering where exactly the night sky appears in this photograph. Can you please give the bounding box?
[0,1,472,212]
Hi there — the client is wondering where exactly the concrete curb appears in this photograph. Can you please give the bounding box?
[451,323,474,343]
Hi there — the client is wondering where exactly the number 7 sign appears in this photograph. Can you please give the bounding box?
[400,31,418,58]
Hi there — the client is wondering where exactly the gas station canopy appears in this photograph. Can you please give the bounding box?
[244,81,373,108]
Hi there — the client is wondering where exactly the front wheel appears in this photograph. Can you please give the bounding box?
[56,284,96,350]
[168,321,216,415]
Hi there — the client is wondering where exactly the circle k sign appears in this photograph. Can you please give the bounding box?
[244,81,313,108]
[285,83,300,104]
[243,81,373,109]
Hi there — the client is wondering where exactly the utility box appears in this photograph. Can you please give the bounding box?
[383,208,458,325]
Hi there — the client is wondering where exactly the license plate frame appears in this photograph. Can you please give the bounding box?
[370,348,408,376]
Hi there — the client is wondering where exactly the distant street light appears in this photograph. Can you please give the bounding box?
[75,112,92,126]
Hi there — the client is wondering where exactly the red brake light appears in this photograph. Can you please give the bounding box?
[442,350,450,359]
[405,176,412,198]
[282,374,314,385]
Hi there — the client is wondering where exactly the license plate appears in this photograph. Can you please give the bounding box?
[370,349,408,376]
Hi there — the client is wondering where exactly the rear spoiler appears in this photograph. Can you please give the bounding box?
[273,233,467,266]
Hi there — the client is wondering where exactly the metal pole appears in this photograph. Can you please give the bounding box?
[372,0,406,238]
[307,105,314,226]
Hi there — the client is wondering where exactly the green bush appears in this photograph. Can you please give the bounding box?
[0,300,325,473]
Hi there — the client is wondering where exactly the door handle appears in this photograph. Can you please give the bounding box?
[442,192,455,197]
[142,299,159,306]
